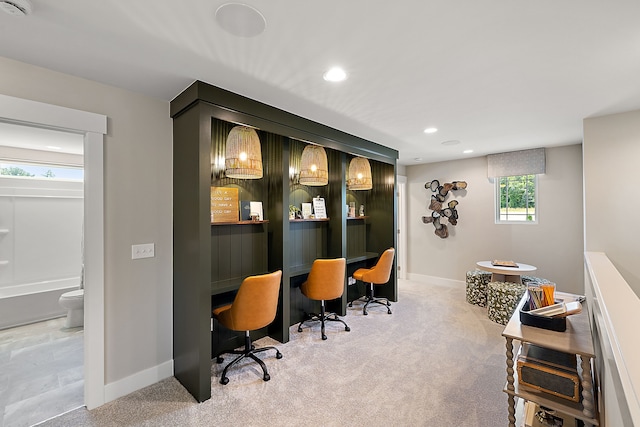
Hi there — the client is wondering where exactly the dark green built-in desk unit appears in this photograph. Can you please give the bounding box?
[171,81,398,402]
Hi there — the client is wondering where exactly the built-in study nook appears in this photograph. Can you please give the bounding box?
[171,81,398,402]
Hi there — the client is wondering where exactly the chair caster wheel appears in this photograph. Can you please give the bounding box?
[220,377,229,385]
[322,334,327,340]
[348,302,353,307]
[276,351,283,359]
[297,326,303,332]
[387,309,392,314]
[216,357,224,364]
[363,311,368,315]
[263,374,270,381]
[345,326,351,331]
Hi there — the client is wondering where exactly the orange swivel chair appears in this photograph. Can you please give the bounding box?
[213,270,283,385]
[297,258,350,340]
[350,248,395,315]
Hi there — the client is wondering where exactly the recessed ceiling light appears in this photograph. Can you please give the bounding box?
[46,145,62,150]
[414,157,423,162]
[323,67,347,82]
[463,149,474,154]
[215,3,266,38]
[424,127,438,134]
[441,140,460,146]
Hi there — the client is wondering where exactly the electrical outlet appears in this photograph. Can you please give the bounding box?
[131,243,155,259]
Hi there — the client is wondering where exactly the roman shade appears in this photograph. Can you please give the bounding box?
[487,148,545,178]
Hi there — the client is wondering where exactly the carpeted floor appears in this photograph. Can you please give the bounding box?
[38,278,509,427]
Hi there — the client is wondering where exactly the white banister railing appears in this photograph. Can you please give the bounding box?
[585,252,640,427]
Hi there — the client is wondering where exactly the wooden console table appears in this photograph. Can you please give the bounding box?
[502,292,598,427]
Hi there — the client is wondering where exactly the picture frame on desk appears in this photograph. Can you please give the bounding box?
[250,201,263,221]
[301,203,312,219]
[211,187,239,223]
[240,201,264,221]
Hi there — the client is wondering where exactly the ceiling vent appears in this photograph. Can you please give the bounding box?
[0,0,32,16]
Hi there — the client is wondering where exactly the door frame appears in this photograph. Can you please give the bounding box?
[0,94,107,409]
[397,175,407,279]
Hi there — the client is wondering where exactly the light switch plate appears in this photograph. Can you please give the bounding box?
[131,243,155,259]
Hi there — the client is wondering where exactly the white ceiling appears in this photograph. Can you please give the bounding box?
[1,0,639,165]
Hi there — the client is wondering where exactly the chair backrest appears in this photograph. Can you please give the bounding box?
[303,258,346,301]
[361,248,395,284]
[224,270,282,331]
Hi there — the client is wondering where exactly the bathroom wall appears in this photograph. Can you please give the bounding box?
[0,176,83,329]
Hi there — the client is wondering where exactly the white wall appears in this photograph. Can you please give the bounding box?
[583,109,640,296]
[406,144,584,294]
[0,177,83,328]
[0,57,173,388]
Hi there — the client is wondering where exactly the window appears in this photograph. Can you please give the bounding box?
[0,161,83,181]
[496,174,537,223]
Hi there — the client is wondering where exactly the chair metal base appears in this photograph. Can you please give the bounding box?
[297,300,350,340]
[348,283,392,315]
[215,331,282,385]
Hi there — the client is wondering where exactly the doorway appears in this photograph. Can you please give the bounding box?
[0,94,107,414]
[0,123,85,424]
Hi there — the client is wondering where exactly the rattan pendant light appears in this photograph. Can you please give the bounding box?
[347,157,373,190]
[225,126,263,179]
[299,144,328,186]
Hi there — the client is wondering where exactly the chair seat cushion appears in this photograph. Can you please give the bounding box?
[353,268,367,281]
[212,304,232,319]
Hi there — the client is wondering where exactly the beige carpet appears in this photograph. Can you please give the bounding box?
[39,278,509,427]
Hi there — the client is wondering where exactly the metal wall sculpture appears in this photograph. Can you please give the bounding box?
[422,180,467,238]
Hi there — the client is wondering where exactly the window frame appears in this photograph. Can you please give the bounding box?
[495,174,538,224]
[0,160,84,181]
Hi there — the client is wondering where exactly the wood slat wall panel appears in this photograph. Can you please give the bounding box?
[347,221,366,258]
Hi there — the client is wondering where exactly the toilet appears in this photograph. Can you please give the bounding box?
[58,289,84,328]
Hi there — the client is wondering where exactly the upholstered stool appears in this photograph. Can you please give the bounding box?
[486,281,527,325]
[465,270,492,307]
[521,275,549,286]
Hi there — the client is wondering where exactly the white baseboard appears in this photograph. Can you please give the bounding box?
[406,273,464,288]
[104,360,174,403]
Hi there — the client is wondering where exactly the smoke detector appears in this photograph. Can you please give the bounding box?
[0,0,33,16]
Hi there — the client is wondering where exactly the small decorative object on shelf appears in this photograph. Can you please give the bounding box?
[249,201,263,221]
[312,196,327,219]
[301,203,312,219]
[422,179,467,238]
[210,187,239,223]
[348,202,356,218]
[289,205,300,220]
[492,259,519,268]
[524,401,575,427]
[359,205,365,217]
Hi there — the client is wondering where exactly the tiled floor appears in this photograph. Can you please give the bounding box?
[0,318,83,427]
